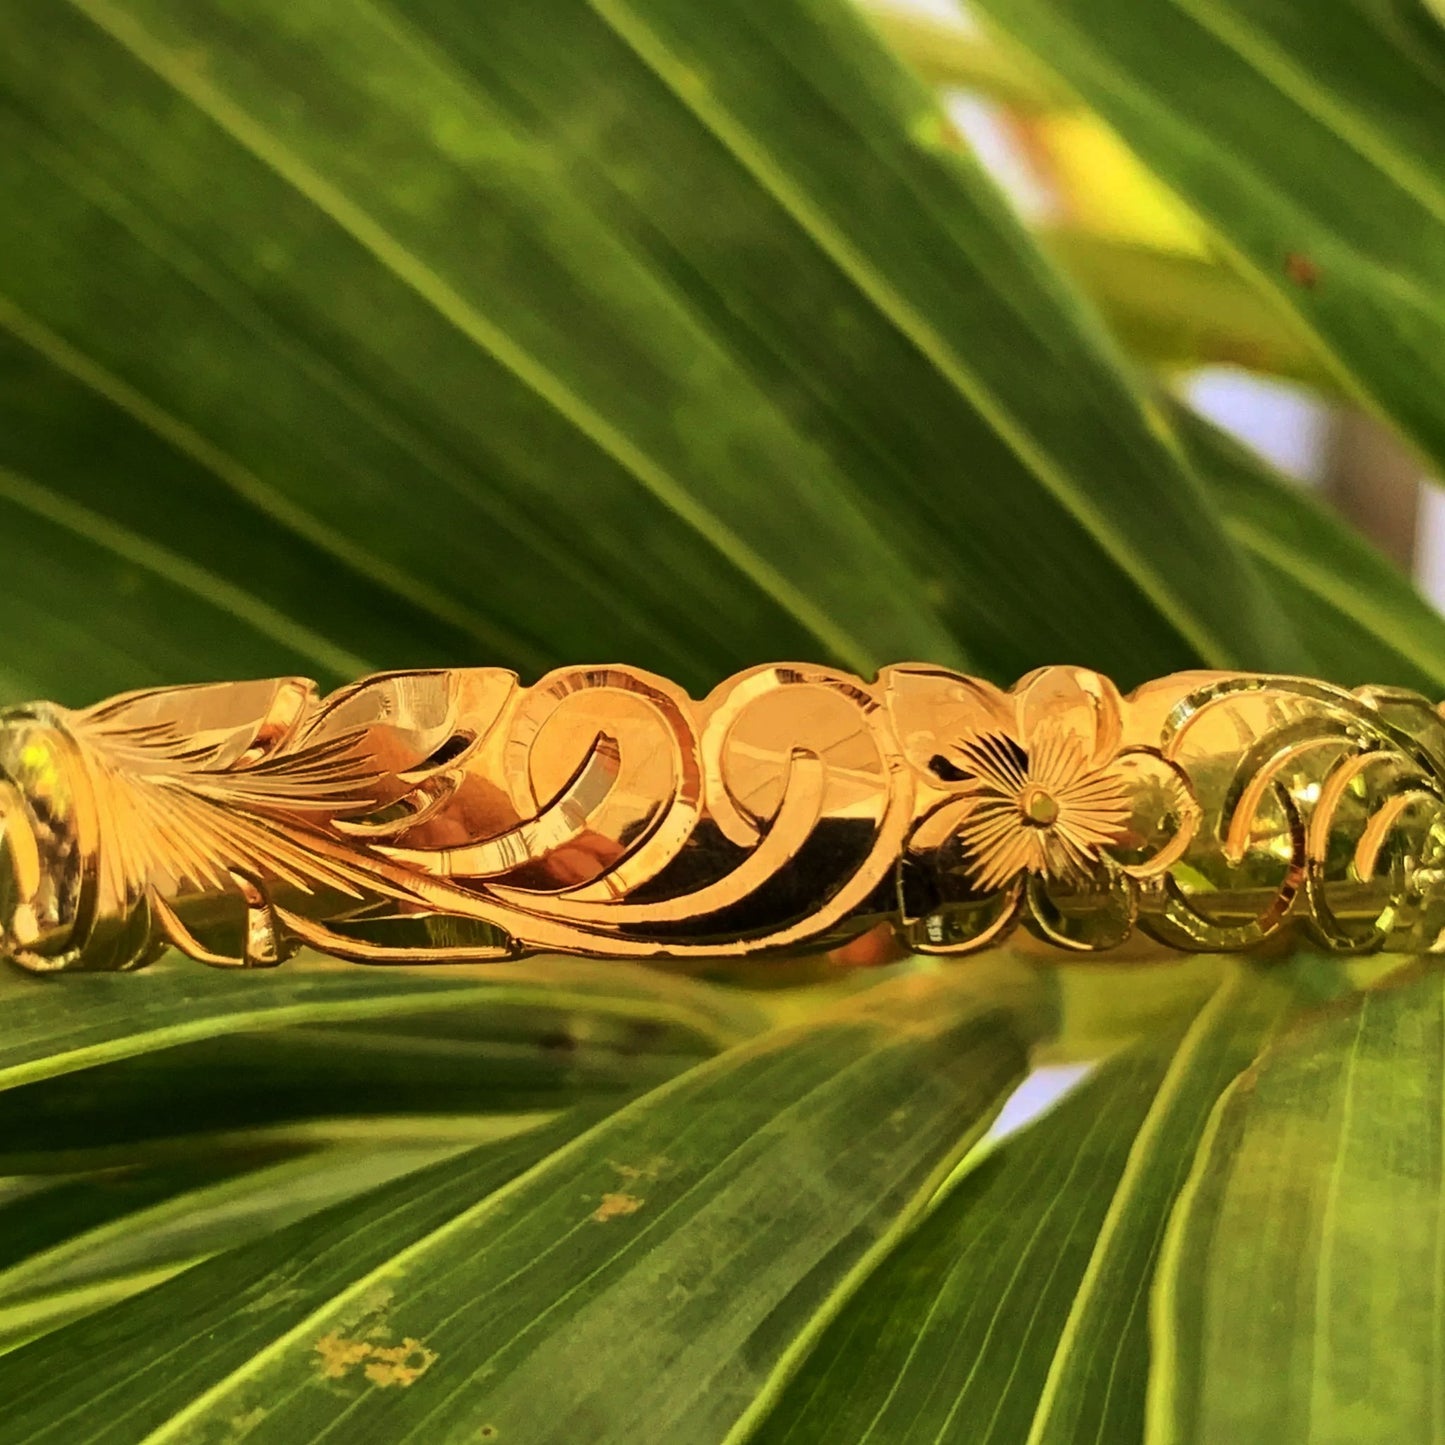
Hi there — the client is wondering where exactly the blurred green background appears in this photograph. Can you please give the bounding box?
[4,0,1445,711]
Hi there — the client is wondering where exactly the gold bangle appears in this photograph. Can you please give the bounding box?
[3,663,1442,973]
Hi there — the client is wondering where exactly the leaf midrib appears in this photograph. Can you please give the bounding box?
[63,0,879,672]
[585,0,1240,668]
[1166,0,1445,228]
[0,463,371,679]
[0,291,543,666]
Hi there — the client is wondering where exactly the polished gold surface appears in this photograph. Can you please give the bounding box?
[4,664,1445,972]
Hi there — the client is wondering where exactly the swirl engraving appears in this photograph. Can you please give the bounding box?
[1144,676,1445,955]
[3,663,1445,971]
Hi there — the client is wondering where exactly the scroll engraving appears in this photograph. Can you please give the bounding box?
[4,663,1444,971]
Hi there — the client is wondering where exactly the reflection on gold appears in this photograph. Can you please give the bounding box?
[3,664,1445,971]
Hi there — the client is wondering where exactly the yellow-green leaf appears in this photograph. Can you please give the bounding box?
[972,0,1445,475]
[754,962,1300,1444]
[1150,963,1445,1443]
[0,0,1301,708]
[0,961,1044,1443]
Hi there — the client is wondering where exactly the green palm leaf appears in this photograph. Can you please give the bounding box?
[1151,962,1445,1442]
[0,0,1300,710]
[0,961,1043,1444]
[970,0,1445,477]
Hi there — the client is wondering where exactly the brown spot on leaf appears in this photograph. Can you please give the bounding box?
[610,1157,669,1183]
[314,1333,372,1380]
[592,1190,644,1222]
[313,1331,438,1388]
[1285,251,1321,288]
[364,1339,438,1388]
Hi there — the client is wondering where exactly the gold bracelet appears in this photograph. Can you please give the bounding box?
[3,663,1443,973]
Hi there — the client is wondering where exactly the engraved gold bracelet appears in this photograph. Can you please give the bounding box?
[4,663,1444,974]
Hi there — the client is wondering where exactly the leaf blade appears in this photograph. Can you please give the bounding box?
[0,954,769,1093]
[0,0,1301,703]
[754,1021,1191,1444]
[1026,964,1302,1445]
[1176,399,1445,693]
[755,962,1306,1445]
[972,0,1445,475]
[1149,963,1445,1444]
[0,960,1044,1444]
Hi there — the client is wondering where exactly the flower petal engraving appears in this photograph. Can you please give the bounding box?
[937,668,1194,897]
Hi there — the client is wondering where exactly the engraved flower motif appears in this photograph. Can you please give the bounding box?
[917,667,1198,897]
[946,725,1135,891]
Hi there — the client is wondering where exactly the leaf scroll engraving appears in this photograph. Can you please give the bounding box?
[3,665,1445,971]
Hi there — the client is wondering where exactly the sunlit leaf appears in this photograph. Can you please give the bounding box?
[973,0,1445,473]
[0,960,1044,1443]
[1150,962,1445,1444]
[1041,233,1337,393]
[754,962,1297,1444]
[1023,112,1209,257]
